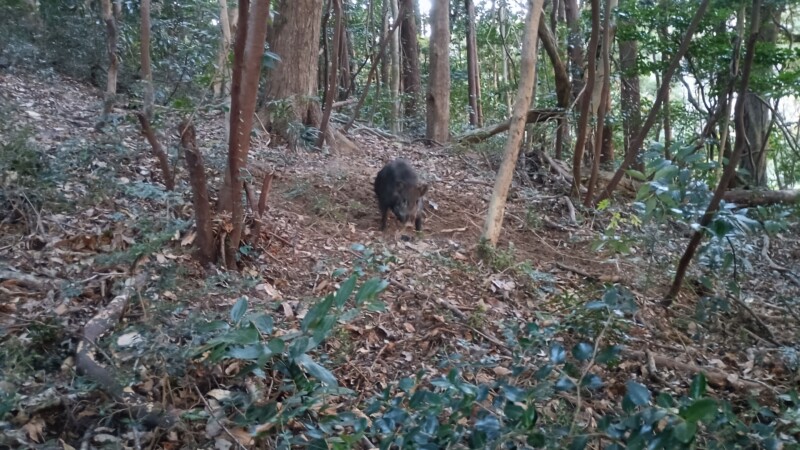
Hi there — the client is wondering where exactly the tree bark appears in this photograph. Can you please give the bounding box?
[595,0,711,205]
[262,0,324,147]
[225,0,271,269]
[316,0,342,149]
[665,0,761,304]
[100,0,119,122]
[571,0,600,197]
[426,0,451,143]
[619,23,642,170]
[389,0,401,133]
[740,2,779,187]
[563,0,584,103]
[538,16,570,158]
[465,0,482,127]
[481,0,544,246]
[584,0,614,206]
[139,0,154,121]
[178,120,215,265]
[400,0,421,116]
[722,189,800,207]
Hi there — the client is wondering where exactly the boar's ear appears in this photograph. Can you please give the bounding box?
[418,184,429,196]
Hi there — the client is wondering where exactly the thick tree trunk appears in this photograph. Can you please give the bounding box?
[225,0,270,269]
[482,0,544,247]
[563,0,584,104]
[400,0,421,116]
[739,2,778,187]
[262,0,324,147]
[426,0,450,143]
[465,0,482,127]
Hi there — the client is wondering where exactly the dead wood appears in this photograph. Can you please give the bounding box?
[455,109,564,144]
[135,112,174,191]
[623,349,772,394]
[76,275,177,428]
[722,189,800,207]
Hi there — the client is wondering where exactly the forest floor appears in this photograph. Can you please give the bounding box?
[1,69,799,447]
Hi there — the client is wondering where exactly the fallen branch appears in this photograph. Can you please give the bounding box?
[723,188,799,207]
[76,275,177,428]
[455,109,563,144]
[623,349,773,393]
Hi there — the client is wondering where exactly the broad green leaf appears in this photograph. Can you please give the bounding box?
[672,421,697,444]
[250,313,274,334]
[550,343,567,364]
[572,342,593,361]
[625,380,651,406]
[230,297,248,323]
[296,354,338,387]
[689,373,706,399]
[302,294,334,332]
[626,169,647,181]
[681,398,717,423]
[334,275,357,307]
[354,277,389,305]
[207,325,260,346]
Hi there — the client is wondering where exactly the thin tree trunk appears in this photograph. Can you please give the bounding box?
[619,24,642,170]
[426,0,450,143]
[179,120,215,265]
[564,0,584,103]
[214,0,233,100]
[466,0,481,127]
[140,0,154,121]
[389,0,401,133]
[595,0,711,204]
[316,0,342,149]
[666,0,761,304]
[538,16,570,158]
[100,0,119,121]
[584,0,613,206]
[571,0,600,197]
[499,3,513,115]
[482,0,544,246]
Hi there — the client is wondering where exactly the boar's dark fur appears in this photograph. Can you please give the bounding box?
[374,159,428,231]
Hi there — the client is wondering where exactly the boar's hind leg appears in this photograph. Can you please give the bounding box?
[380,206,390,230]
[414,215,423,231]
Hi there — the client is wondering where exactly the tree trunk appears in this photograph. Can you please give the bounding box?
[595,0,711,205]
[179,120,215,265]
[316,0,342,149]
[499,4,513,115]
[389,0,401,133]
[482,0,544,247]
[224,0,271,269]
[100,0,119,122]
[338,23,353,100]
[139,0,154,121]
[739,1,778,187]
[465,0,482,127]
[380,0,390,87]
[666,0,761,304]
[619,25,642,170]
[563,0,584,103]
[213,0,233,100]
[400,0,421,116]
[538,17,570,158]
[262,0,324,147]
[426,0,450,143]
[583,0,612,205]
[571,0,600,197]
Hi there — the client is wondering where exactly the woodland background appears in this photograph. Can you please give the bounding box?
[0,0,799,448]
